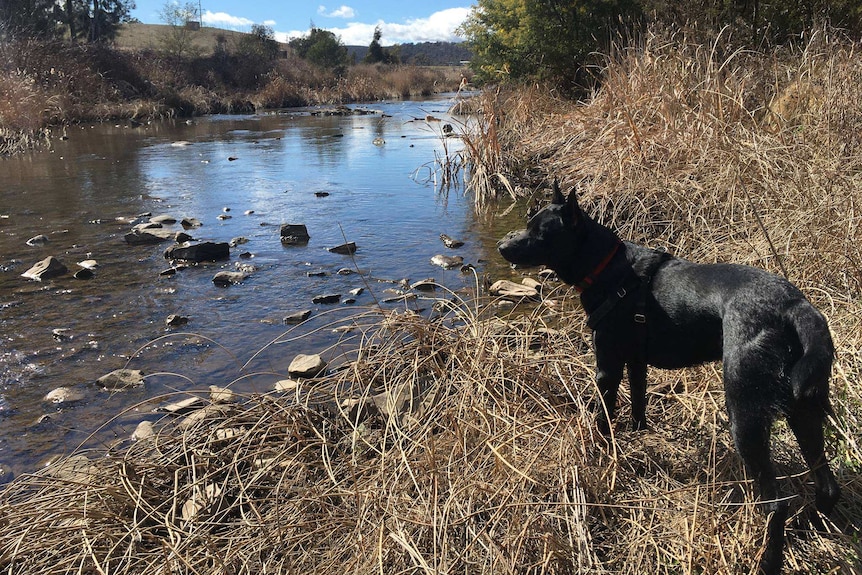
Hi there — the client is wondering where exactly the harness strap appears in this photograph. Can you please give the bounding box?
[584,249,671,330]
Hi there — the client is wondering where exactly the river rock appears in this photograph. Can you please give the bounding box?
[131,421,154,441]
[21,256,68,281]
[97,368,145,390]
[166,314,189,327]
[150,214,177,224]
[312,293,341,305]
[25,234,49,246]
[229,236,249,247]
[212,271,247,286]
[411,279,437,291]
[274,378,301,392]
[348,287,364,296]
[175,231,194,243]
[280,223,310,245]
[431,254,463,269]
[328,242,357,255]
[283,309,312,324]
[440,233,464,248]
[73,268,94,280]
[165,242,230,262]
[124,228,174,245]
[209,385,236,403]
[132,222,162,232]
[43,386,86,404]
[77,259,98,269]
[288,354,327,378]
[489,280,539,300]
[181,217,203,229]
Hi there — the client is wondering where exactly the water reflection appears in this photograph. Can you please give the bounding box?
[0,98,527,478]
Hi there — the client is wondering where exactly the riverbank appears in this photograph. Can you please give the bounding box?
[1,28,860,573]
[0,37,468,155]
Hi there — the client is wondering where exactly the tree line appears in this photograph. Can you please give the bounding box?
[1,0,133,42]
[460,0,862,87]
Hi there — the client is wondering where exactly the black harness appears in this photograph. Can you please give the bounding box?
[583,249,672,331]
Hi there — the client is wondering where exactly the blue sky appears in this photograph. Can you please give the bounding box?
[131,2,474,45]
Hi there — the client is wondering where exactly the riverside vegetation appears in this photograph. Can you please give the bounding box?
[0,26,861,575]
[0,28,468,155]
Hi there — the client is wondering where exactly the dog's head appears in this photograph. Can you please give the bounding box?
[497,181,584,268]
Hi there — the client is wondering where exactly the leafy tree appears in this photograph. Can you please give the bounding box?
[364,25,396,64]
[289,26,348,71]
[460,0,641,86]
[158,0,200,58]
[0,0,132,41]
[0,0,60,38]
[232,24,281,86]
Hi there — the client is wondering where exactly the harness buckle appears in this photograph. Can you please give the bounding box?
[634,313,646,324]
[616,287,627,298]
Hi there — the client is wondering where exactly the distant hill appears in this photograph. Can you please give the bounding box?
[347,42,472,66]
[114,23,290,55]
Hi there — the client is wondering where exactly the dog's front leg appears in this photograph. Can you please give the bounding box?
[627,361,648,431]
[593,331,624,435]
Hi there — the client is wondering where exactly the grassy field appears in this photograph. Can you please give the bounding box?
[113,22,291,55]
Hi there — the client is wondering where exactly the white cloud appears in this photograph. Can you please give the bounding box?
[317,5,356,19]
[309,7,470,46]
[201,11,255,30]
[200,11,278,32]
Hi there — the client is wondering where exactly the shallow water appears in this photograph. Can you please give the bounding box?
[0,97,528,478]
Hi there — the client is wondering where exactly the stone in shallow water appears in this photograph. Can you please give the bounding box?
[288,354,326,378]
[21,256,67,281]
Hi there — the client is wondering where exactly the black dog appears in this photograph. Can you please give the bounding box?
[497,182,840,575]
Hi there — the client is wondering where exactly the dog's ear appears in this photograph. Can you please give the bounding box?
[566,188,582,221]
[551,179,565,205]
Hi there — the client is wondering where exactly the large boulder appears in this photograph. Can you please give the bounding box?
[21,256,68,281]
[165,242,230,262]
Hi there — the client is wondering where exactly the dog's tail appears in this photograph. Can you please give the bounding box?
[788,302,834,414]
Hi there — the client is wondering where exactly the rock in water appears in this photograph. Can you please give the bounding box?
[165,242,230,262]
[440,233,464,249]
[21,256,68,281]
[25,234,49,246]
[283,309,312,324]
[280,224,310,245]
[288,354,327,378]
[430,254,464,269]
[124,229,174,245]
[97,369,145,390]
[212,271,247,286]
[43,387,85,404]
[327,242,357,255]
[312,293,341,304]
[489,280,539,300]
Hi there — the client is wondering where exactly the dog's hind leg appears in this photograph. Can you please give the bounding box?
[727,406,787,575]
[787,407,840,515]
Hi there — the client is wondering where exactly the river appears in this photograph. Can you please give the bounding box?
[0,96,522,479]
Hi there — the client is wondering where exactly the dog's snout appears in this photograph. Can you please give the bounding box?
[497,229,524,248]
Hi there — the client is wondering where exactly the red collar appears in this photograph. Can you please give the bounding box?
[575,242,621,293]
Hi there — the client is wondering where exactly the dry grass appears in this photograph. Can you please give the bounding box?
[0,291,858,573]
[1,25,861,574]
